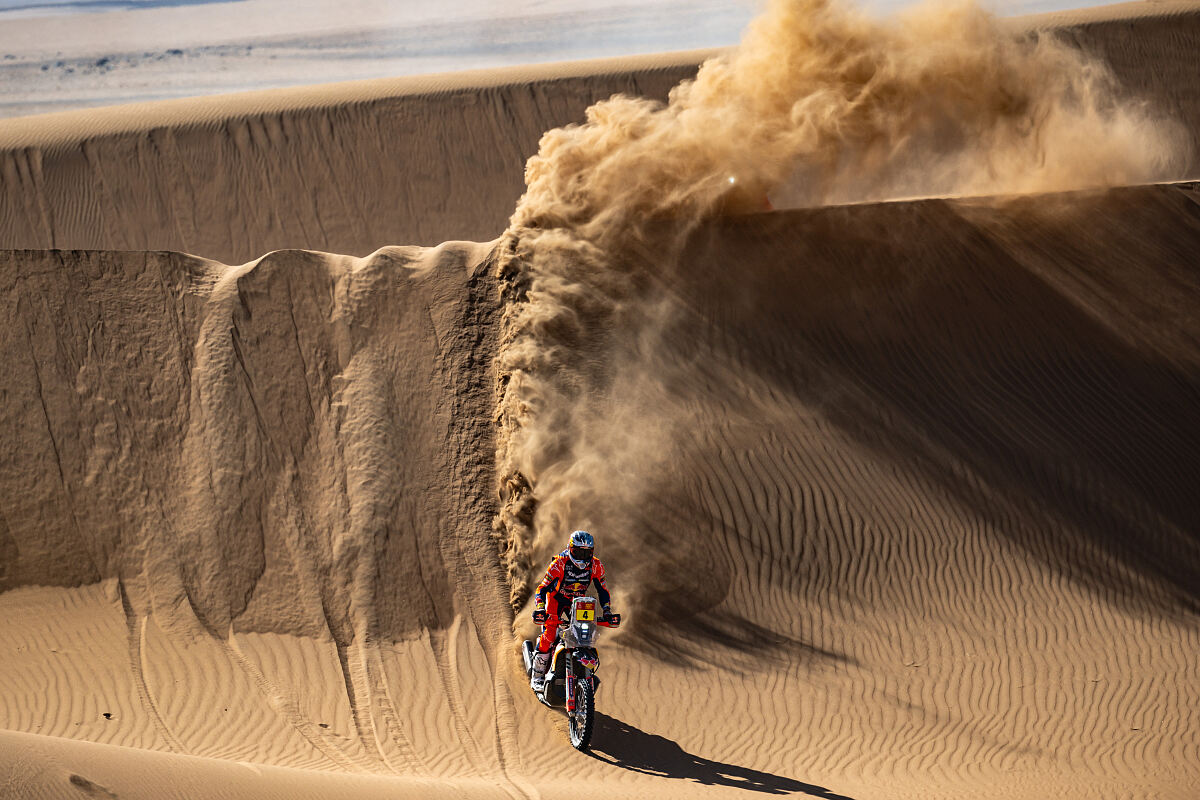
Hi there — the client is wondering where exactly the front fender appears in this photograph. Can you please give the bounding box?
[573,647,600,675]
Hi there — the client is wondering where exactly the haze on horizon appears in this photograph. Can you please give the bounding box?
[0,0,1120,119]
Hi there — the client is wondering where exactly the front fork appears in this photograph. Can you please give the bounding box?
[565,651,576,712]
[565,651,597,712]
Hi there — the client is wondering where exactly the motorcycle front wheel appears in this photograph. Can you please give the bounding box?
[568,677,594,751]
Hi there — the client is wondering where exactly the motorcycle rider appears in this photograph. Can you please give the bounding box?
[529,530,615,692]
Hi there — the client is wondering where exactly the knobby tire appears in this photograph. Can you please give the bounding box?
[568,677,594,751]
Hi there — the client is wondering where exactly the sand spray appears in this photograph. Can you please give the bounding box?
[494,0,1185,629]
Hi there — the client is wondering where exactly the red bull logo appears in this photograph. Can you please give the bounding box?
[564,581,588,594]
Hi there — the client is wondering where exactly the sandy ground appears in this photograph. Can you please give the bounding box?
[0,0,755,119]
[1,2,1199,799]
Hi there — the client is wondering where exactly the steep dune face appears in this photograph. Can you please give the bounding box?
[2,184,1197,800]
[1,243,504,640]
[507,183,1200,798]
[0,59,703,263]
[0,243,526,780]
[662,186,1200,617]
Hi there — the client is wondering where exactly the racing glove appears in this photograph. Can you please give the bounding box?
[532,603,547,624]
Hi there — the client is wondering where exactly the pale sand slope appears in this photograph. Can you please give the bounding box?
[2,182,1198,799]
[1,1,1199,263]
[0,53,707,264]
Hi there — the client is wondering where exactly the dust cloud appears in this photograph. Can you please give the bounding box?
[493,0,1184,615]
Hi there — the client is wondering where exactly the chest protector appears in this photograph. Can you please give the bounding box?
[557,556,595,598]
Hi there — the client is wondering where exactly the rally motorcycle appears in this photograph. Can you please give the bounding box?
[522,595,621,750]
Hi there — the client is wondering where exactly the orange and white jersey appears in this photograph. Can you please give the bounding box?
[534,550,611,608]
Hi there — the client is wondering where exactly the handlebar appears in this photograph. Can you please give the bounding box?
[541,609,622,628]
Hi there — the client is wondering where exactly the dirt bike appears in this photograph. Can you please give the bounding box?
[522,595,621,750]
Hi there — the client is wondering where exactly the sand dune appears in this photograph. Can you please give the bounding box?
[0,54,707,264]
[2,1,1200,798]
[2,183,1198,798]
[2,1,1200,262]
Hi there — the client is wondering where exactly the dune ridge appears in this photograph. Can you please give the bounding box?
[2,1,1200,262]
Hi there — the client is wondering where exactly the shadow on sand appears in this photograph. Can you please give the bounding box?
[587,713,857,798]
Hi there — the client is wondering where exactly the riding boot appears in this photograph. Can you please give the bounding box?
[530,650,551,691]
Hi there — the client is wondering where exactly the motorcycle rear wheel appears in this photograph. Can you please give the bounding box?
[568,678,594,751]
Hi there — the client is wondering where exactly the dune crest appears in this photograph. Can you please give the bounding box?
[3,2,1200,261]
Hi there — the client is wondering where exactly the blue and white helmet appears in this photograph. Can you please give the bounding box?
[568,530,594,567]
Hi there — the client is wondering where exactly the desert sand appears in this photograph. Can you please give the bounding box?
[0,0,757,120]
[1,1,1198,799]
